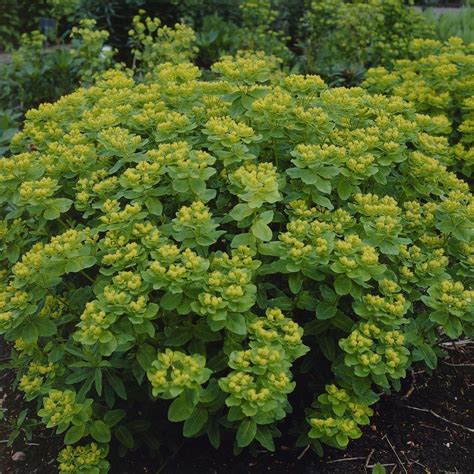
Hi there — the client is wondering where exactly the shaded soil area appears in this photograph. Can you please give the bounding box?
[1,343,473,474]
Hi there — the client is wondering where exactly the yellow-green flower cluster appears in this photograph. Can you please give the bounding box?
[191,247,259,332]
[171,201,224,248]
[74,300,115,349]
[57,443,109,473]
[331,234,383,283]
[398,244,449,286]
[422,279,474,338]
[230,162,282,208]
[248,308,307,359]
[146,349,211,398]
[18,360,57,399]
[144,245,209,294]
[97,127,142,158]
[129,12,197,74]
[219,307,308,424]
[353,279,409,325]
[204,116,259,166]
[11,228,95,286]
[38,390,91,429]
[339,323,410,383]
[211,53,281,85]
[308,384,373,449]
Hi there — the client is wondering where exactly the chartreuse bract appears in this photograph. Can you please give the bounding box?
[0,51,473,471]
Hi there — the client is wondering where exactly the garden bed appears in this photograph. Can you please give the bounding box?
[1,341,472,473]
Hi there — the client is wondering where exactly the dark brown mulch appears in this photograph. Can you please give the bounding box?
[1,344,473,474]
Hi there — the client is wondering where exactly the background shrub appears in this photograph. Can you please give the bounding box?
[301,0,434,80]
[0,51,472,470]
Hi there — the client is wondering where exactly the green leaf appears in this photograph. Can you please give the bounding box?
[316,301,337,320]
[168,394,195,422]
[114,425,134,449]
[160,292,183,310]
[145,197,162,216]
[334,275,352,295]
[43,198,73,220]
[429,310,448,325]
[251,219,273,241]
[229,203,253,221]
[312,194,333,209]
[91,420,111,443]
[236,419,257,448]
[207,421,221,449]
[226,313,247,335]
[289,272,303,295]
[337,181,352,200]
[331,313,354,332]
[444,316,462,339]
[319,334,336,361]
[372,463,387,474]
[136,344,156,371]
[335,432,349,447]
[419,343,437,370]
[94,369,103,396]
[104,410,126,427]
[64,424,85,445]
[35,318,57,337]
[183,408,208,437]
[106,371,127,400]
[255,426,275,451]
[65,256,97,273]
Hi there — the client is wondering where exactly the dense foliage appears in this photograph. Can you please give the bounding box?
[0,50,472,471]
[424,6,474,44]
[363,38,474,178]
[301,0,434,77]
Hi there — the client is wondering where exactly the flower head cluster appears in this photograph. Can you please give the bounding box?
[339,323,410,384]
[38,390,92,430]
[146,349,212,398]
[57,443,109,473]
[422,280,474,339]
[219,307,308,424]
[230,162,282,208]
[308,384,373,449]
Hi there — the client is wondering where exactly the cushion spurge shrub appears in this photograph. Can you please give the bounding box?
[1,55,473,471]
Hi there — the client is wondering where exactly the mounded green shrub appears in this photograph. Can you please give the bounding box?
[1,55,473,471]
[363,37,474,179]
[302,0,434,77]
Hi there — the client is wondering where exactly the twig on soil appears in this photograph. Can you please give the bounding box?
[326,456,366,464]
[443,361,474,367]
[440,339,473,349]
[404,405,474,433]
[364,448,375,470]
[419,422,447,433]
[297,444,310,460]
[383,435,408,474]
[367,463,396,469]
[403,369,418,398]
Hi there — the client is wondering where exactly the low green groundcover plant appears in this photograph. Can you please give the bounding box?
[0,55,473,472]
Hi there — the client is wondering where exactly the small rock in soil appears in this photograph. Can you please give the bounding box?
[12,451,26,462]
